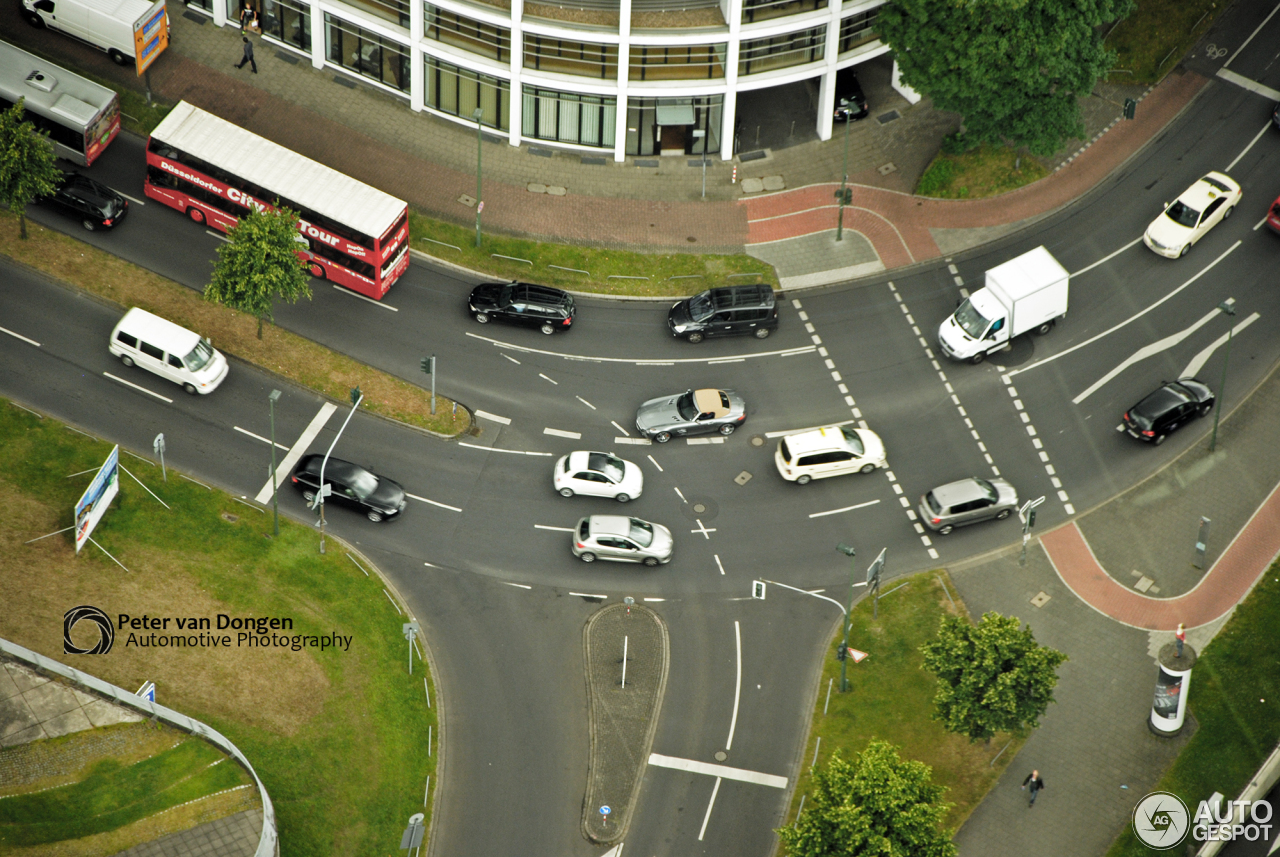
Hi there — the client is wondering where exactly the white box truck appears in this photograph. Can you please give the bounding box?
[937,246,1069,364]
[22,0,167,68]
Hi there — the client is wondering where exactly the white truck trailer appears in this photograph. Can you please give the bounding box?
[22,0,167,69]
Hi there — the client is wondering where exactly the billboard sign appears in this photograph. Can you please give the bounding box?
[74,445,119,554]
[134,4,169,75]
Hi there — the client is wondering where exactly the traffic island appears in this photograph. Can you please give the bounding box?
[581,602,669,844]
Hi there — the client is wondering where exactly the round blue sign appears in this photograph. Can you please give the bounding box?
[600,806,612,816]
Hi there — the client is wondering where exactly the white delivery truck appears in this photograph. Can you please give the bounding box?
[937,246,1069,364]
[22,0,167,68]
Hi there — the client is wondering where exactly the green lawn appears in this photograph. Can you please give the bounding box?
[916,144,1048,200]
[0,402,437,857]
[1106,0,1227,84]
[783,572,1024,834]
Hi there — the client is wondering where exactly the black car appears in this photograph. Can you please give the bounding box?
[668,284,778,343]
[833,68,869,122]
[468,281,575,334]
[42,170,129,231]
[290,454,406,522]
[1122,378,1215,445]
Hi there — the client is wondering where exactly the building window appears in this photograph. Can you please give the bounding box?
[625,95,721,156]
[424,4,510,62]
[738,25,825,75]
[523,35,618,79]
[629,44,726,80]
[326,15,411,93]
[343,0,410,27]
[741,0,825,24]
[522,86,616,147]
[187,0,213,14]
[260,0,311,51]
[838,8,878,53]
[425,56,510,130]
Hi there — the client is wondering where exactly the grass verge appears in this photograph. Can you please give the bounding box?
[0,212,465,436]
[782,572,1023,833]
[0,401,437,857]
[1106,561,1280,856]
[1106,0,1228,84]
[915,144,1048,200]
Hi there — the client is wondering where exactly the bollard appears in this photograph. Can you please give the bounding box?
[1193,516,1210,569]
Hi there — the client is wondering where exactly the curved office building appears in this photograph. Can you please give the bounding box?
[196,0,907,161]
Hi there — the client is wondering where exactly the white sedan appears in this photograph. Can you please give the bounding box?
[1143,171,1241,258]
[553,451,644,502]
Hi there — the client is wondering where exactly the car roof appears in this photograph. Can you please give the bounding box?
[298,454,361,477]
[930,478,989,506]
[708,284,773,309]
[692,388,731,417]
[783,426,853,455]
[1178,172,1239,208]
[588,515,632,537]
[1135,383,1192,417]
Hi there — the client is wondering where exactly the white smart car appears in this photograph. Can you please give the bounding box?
[775,424,886,484]
[553,451,644,502]
[1143,172,1241,258]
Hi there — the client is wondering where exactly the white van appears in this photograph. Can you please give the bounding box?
[774,424,887,484]
[22,0,167,67]
[108,308,228,395]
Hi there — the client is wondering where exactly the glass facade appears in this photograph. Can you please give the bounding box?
[522,86,616,147]
[738,25,824,75]
[185,0,213,13]
[741,0,824,24]
[261,0,311,50]
[424,4,510,61]
[425,56,510,130]
[837,8,878,53]
[625,94,721,156]
[629,43,725,80]
[523,34,618,78]
[326,15,412,92]
[345,0,411,27]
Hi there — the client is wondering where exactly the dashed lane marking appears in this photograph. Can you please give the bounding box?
[539,373,558,385]
[474,410,511,425]
[458,441,553,457]
[808,499,881,519]
[103,372,172,403]
[611,420,630,436]
[334,285,397,310]
[1003,379,1074,516]
[576,396,597,410]
[0,325,40,347]
[616,437,652,445]
[544,427,582,439]
[687,437,725,445]
[234,426,290,450]
[647,455,664,471]
[465,331,816,364]
[534,524,575,532]
[405,493,463,512]
[501,353,521,364]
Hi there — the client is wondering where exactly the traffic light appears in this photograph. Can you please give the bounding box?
[834,188,853,205]
[1123,98,1136,120]
[835,644,847,661]
[420,357,432,375]
[1028,508,1037,528]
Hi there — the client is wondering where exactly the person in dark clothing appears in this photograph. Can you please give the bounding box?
[234,36,257,73]
[1022,770,1045,807]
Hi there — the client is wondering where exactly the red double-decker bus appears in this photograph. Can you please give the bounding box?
[144,101,409,299]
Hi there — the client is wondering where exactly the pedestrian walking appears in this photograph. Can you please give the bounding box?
[1021,769,1045,807]
[234,36,257,73]
[1175,622,1186,658]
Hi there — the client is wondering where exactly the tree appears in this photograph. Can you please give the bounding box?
[877,0,1135,156]
[0,99,63,240]
[778,741,955,857]
[921,611,1067,742]
[204,202,311,339]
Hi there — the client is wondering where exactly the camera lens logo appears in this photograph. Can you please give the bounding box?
[63,606,114,655]
[1133,791,1190,849]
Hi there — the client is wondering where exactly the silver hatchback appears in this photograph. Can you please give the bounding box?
[573,515,673,566]
[918,477,1018,535]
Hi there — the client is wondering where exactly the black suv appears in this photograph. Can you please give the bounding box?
[833,68,869,122]
[668,284,778,343]
[468,281,576,334]
[42,170,129,231]
[1122,378,1215,445]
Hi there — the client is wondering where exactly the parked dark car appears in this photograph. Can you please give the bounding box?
[667,284,778,343]
[290,454,406,522]
[1122,378,1215,445]
[833,68,869,122]
[468,281,575,334]
[41,170,128,231]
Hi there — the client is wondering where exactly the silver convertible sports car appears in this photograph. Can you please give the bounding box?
[634,388,746,443]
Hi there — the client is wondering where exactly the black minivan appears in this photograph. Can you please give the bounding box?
[667,284,778,343]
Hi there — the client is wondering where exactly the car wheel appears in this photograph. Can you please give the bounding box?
[120,355,134,367]
[754,328,771,339]
[367,510,383,523]
[1224,203,1233,220]
[615,493,630,503]
[1034,321,1053,336]
[654,432,671,443]
[82,220,96,232]
[719,423,736,436]
[1198,403,1212,417]
[860,463,876,474]
[183,383,198,395]
[971,351,985,365]
[24,10,44,26]
[540,323,555,335]
[796,474,811,485]
[475,312,490,324]
[938,524,954,535]
[580,552,596,563]
[108,49,128,66]
[996,509,1011,520]
[686,332,704,344]
[187,207,206,225]
[1179,244,1189,258]
[643,557,659,567]
[1154,433,1167,446]
[559,488,574,498]
[309,262,326,280]
[302,490,316,503]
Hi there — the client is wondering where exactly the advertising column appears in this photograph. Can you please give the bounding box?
[1149,639,1197,736]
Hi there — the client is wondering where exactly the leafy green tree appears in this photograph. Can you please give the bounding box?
[0,99,63,240]
[204,203,311,339]
[921,611,1067,742]
[877,0,1135,156]
[778,741,955,857]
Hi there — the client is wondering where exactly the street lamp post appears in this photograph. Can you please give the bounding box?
[1210,298,1236,453]
[473,107,484,248]
[835,115,852,241]
[268,389,281,536]
[836,543,857,691]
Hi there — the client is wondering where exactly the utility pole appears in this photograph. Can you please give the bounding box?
[836,543,857,691]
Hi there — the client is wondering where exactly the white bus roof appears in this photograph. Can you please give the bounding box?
[70,0,161,24]
[151,101,407,240]
[0,39,117,123]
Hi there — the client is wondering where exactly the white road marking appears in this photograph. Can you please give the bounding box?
[544,427,582,439]
[539,373,558,385]
[234,425,289,450]
[1069,237,1142,278]
[534,524,575,532]
[205,229,229,242]
[647,454,664,471]
[1217,68,1280,102]
[615,437,652,445]
[674,487,687,503]
[405,493,463,512]
[764,421,856,439]
[503,582,532,589]
[643,597,665,602]
[1225,119,1276,172]
[465,331,815,364]
[501,353,521,364]
[714,554,725,575]
[103,372,173,403]
[611,420,630,436]
[1014,241,1242,377]
[1181,313,1260,377]
[808,499,880,519]
[117,191,145,205]
[691,519,717,538]
[698,778,721,842]
[254,402,338,503]
[726,620,742,749]
[569,592,607,599]
[458,441,553,456]
[474,410,511,425]
[1255,214,1271,231]
[576,396,596,410]
[708,358,745,365]
[334,285,397,310]
[687,437,725,445]
[0,326,40,346]
[647,754,787,789]
[1072,308,1222,404]
[1224,0,1280,67]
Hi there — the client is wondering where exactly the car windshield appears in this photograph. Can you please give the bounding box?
[688,292,714,322]
[183,338,215,372]
[628,519,654,547]
[675,391,699,421]
[974,478,999,503]
[839,426,866,455]
[954,299,990,339]
[1203,176,1230,193]
[1165,201,1200,228]
[344,468,380,501]
[588,452,625,483]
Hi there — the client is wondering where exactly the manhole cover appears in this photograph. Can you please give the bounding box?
[1030,591,1051,608]
[734,471,752,486]
[693,503,707,513]
[680,497,719,521]
[750,435,766,447]
[714,751,728,762]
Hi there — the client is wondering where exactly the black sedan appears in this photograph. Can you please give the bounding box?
[41,170,129,231]
[635,388,747,443]
[833,68,869,122]
[290,455,406,522]
[467,281,575,334]
[1122,378,1215,445]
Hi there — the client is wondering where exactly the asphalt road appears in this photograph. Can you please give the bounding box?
[5,6,1280,854]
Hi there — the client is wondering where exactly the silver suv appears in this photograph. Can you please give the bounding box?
[918,477,1018,535]
[572,515,673,565]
